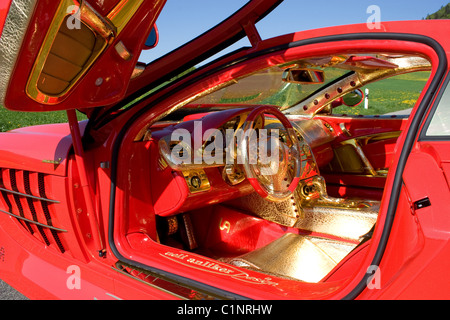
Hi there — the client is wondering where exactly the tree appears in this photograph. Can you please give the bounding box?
[425,3,450,20]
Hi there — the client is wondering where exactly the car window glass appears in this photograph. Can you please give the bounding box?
[193,66,349,109]
[333,71,431,117]
[190,65,430,118]
[426,80,450,136]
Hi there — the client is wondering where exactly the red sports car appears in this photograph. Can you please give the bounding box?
[0,0,449,301]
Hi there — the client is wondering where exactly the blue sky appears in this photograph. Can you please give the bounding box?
[139,0,449,64]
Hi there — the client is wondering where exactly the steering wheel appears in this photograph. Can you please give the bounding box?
[239,106,303,202]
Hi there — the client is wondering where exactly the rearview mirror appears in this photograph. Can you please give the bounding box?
[282,68,325,84]
[342,89,364,107]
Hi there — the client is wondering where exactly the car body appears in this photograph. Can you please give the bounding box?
[0,0,450,300]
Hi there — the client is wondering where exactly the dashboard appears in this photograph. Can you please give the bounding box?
[147,107,336,217]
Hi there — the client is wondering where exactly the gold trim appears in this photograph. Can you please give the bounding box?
[114,41,132,61]
[107,0,144,34]
[79,1,116,41]
[26,0,110,103]
[112,263,188,300]
[26,0,72,102]
[131,63,146,79]
[26,0,144,104]
[284,56,431,115]
[113,261,216,300]
[182,169,210,193]
[42,158,62,165]
[166,216,178,235]
[330,130,402,176]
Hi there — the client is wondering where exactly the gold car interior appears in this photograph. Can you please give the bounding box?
[142,54,431,283]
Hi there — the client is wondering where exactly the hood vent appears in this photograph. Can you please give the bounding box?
[0,168,66,253]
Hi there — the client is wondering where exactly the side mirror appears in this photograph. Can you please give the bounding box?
[144,25,159,49]
[282,68,325,84]
[342,89,364,107]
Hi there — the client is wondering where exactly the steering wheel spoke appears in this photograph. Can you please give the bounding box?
[240,106,304,202]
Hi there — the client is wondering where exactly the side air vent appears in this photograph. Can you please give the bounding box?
[0,168,66,253]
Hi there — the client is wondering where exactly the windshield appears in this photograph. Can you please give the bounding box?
[189,54,432,117]
[193,66,350,109]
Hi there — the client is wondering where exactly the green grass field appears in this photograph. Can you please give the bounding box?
[0,108,87,132]
[335,71,431,116]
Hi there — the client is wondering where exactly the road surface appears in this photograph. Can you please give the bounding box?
[0,280,27,300]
